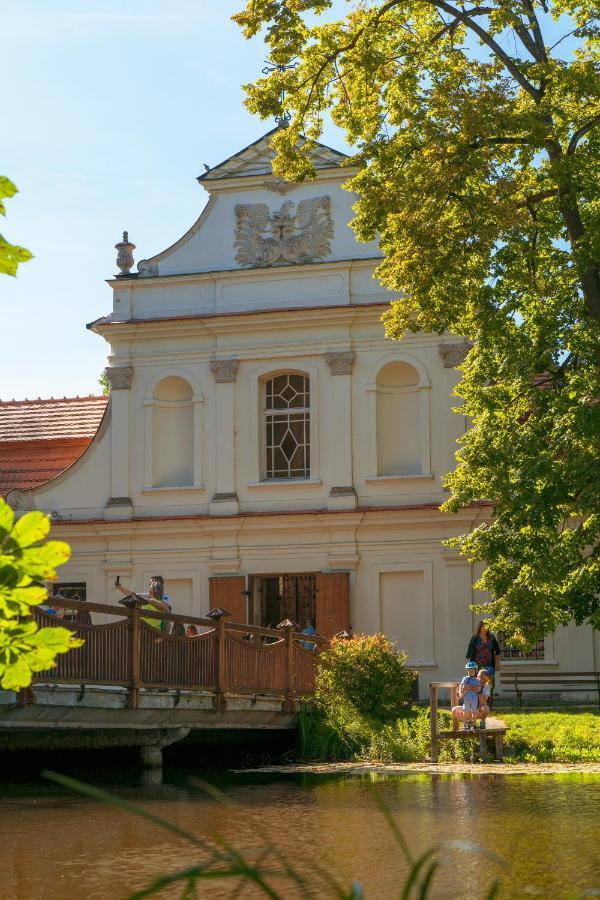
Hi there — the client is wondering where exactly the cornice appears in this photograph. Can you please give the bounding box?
[106,255,383,290]
[91,300,389,341]
[50,502,492,539]
[199,167,360,196]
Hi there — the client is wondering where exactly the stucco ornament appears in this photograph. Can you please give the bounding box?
[5,489,34,511]
[234,197,333,267]
[137,259,159,277]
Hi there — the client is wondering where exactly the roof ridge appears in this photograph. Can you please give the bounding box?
[0,395,107,407]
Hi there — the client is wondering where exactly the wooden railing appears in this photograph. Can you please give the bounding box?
[32,599,327,710]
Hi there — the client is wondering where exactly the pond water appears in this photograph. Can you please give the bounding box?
[1,767,598,899]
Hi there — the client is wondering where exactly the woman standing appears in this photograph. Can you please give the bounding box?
[466,620,501,700]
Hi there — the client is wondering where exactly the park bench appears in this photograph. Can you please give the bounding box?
[501,671,600,710]
[429,682,507,763]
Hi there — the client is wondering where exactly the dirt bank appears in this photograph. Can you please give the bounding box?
[241,761,600,776]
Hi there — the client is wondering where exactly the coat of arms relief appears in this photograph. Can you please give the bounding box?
[234,196,333,267]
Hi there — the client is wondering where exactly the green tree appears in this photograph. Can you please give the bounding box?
[0,177,32,276]
[0,499,81,690]
[98,369,110,396]
[235,1,600,643]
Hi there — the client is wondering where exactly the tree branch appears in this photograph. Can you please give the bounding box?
[468,136,533,148]
[568,114,600,155]
[522,0,548,62]
[517,189,558,208]
[430,0,542,101]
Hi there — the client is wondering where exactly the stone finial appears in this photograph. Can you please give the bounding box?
[438,342,472,368]
[325,351,354,375]
[115,231,136,276]
[210,359,239,383]
[104,366,133,390]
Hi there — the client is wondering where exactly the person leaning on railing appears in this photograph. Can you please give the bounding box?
[114,575,171,631]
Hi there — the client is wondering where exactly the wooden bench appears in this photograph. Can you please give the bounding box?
[501,671,600,710]
[430,682,507,763]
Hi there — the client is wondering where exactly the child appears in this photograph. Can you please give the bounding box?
[476,669,491,729]
[452,661,481,730]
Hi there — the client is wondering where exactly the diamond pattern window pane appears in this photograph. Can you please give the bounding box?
[265,374,309,411]
[264,375,310,479]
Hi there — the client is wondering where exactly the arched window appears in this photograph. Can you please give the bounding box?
[152,376,194,487]
[263,373,310,479]
[376,362,422,476]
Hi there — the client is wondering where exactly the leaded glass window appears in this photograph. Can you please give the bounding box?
[264,373,310,479]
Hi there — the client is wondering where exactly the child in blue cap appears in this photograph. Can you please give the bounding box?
[452,661,481,730]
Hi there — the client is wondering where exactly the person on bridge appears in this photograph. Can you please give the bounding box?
[115,575,171,630]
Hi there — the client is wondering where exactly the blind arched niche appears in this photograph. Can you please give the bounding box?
[151,375,194,487]
[372,360,431,478]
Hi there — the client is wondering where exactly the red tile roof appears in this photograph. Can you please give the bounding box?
[0,396,108,496]
[0,395,108,442]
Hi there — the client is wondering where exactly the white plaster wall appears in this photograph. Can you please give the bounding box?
[32,411,111,519]
[51,510,597,699]
[153,180,378,278]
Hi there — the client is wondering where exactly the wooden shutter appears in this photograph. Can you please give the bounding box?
[208,576,247,623]
[315,572,350,638]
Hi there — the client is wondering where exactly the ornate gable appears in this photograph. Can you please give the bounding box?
[198,128,347,183]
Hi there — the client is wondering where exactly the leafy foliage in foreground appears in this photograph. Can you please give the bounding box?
[0,498,81,690]
[234,0,600,644]
[0,177,32,276]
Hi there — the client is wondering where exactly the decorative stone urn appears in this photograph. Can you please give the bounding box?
[115,231,136,276]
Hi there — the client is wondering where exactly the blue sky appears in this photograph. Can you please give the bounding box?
[2,1,349,400]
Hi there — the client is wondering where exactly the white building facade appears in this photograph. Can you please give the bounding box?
[9,130,598,696]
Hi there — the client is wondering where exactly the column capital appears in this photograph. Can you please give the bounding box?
[325,350,354,375]
[210,359,239,383]
[438,342,471,368]
[105,366,133,390]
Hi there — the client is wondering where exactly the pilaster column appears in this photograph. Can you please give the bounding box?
[209,359,240,516]
[105,366,134,520]
[325,351,356,510]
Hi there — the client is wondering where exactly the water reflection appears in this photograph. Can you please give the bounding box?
[0,769,598,899]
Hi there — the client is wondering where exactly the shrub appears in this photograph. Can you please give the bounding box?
[315,633,416,723]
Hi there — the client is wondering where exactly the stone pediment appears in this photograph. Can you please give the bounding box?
[198,128,347,183]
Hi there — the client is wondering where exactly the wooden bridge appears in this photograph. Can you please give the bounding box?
[0,599,327,768]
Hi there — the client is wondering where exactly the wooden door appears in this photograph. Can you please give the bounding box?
[208,576,247,623]
[315,572,350,638]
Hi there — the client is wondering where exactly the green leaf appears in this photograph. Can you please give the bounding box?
[11,511,50,548]
[0,501,14,537]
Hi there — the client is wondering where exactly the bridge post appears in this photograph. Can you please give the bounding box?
[210,610,228,713]
[276,619,297,714]
[129,606,140,709]
[140,745,163,769]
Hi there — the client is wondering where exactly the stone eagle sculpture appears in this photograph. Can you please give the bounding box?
[234,196,333,267]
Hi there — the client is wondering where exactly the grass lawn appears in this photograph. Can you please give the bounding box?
[299,706,600,764]
[501,710,600,763]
